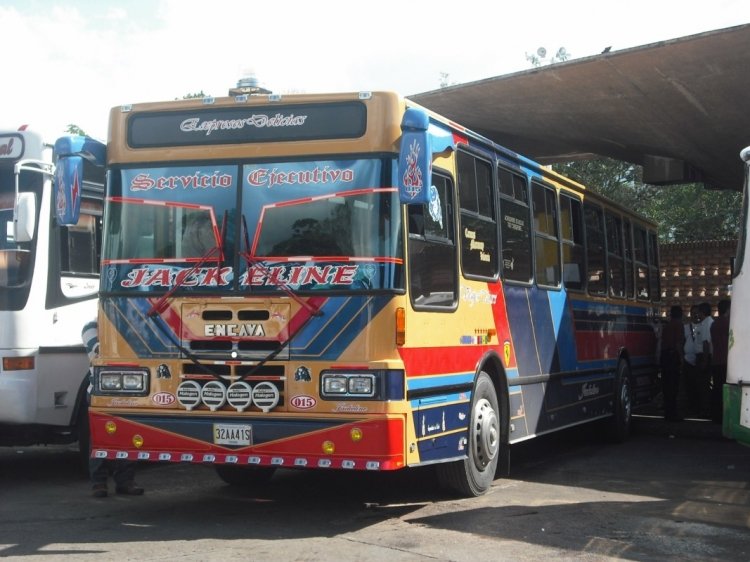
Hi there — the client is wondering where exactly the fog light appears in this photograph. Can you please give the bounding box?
[105,421,117,434]
[350,427,363,442]
[322,440,335,454]
[132,434,144,448]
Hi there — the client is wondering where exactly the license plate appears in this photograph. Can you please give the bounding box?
[213,424,252,446]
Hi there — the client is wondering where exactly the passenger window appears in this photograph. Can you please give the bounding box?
[498,168,532,284]
[457,151,498,279]
[408,173,457,309]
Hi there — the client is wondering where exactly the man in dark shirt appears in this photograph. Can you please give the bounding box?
[660,305,685,421]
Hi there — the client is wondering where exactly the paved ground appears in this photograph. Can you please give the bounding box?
[0,415,748,561]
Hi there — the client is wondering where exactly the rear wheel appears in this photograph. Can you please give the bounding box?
[437,371,501,496]
[215,465,276,487]
[607,360,633,443]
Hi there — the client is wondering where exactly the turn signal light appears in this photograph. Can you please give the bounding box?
[396,307,405,346]
[2,356,35,371]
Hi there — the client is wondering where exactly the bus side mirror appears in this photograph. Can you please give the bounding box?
[14,191,36,243]
[53,135,106,226]
[54,154,83,226]
[397,109,457,206]
[398,108,431,206]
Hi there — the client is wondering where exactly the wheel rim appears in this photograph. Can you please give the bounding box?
[621,376,632,422]
[471,397,499,469]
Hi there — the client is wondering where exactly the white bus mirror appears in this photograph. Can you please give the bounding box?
[14,191,37,242]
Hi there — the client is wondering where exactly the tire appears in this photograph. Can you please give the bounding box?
[608,360,633,443]
[436,371,502,497]
[75,399,91,477]
[215,465,276,487]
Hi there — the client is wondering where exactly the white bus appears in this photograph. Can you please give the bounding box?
[0,127,104,466]
[724,146,750,447]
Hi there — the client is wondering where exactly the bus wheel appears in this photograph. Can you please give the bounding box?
[75,400,91,478]
[608,360,633,443]
[437,371,500,497]
[214,465,276,487]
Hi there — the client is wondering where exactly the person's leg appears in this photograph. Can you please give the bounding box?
[90,458,109,497]
[112,462,144,495]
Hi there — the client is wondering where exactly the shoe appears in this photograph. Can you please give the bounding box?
[115,483,144,496]
[92,483,108,498]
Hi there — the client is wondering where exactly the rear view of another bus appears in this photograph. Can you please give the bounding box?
[0,127,104,466]
[724,146,750,446]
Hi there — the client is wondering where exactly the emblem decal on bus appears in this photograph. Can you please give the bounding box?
[152,392,176,406]
[204,323,266,337]
[290,395,316,409]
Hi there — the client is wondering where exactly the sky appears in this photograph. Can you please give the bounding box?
[1,0,747,141]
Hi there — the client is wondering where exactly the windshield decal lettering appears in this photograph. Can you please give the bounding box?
[129,171,234,192]
[120,266,233,288]
[241,264,358,287]
[247,166,355,189]
[180,114,308,136]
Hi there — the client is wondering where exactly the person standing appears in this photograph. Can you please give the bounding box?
[83,318,144,498]
[660,305,685,421]
[682,305,700,417]
[710,299,731,423]
[694,302,714,418]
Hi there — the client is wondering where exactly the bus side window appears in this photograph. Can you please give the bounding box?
[498,167,532,284]
[623,218,635,298]
[633,225,650,299]
[408,172,457,309]
[457,150,498,280]
[584,203,607,296]
[560,194,584,291]
[648,230,661,302]
[532,181,560,288]
[605,211,625,298]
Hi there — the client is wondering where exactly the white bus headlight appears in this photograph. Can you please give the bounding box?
[321,372,377,399]
[322,375,348,395]
[348,375,374,395]
[100,373,123,391]
[122,373,146,391]
[96,368,149,395]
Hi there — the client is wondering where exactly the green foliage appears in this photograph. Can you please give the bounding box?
[179,91,208,99]
[65,124,87,136]
[552,158,741,243]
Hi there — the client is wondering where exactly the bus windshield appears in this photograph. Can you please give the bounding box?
[0,171,35,290]
[103,158,403,294]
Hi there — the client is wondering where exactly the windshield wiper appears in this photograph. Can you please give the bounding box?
[147,211,227,317]
[240,214,323,318]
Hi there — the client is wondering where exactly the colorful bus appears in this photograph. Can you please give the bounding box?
[0,127,104,464]
[724,146,750,447]
[60,89,661,496]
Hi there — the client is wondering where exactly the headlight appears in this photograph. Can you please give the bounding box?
[321,372,377,399]
[348,376,374,395]
[96,369,149,395]
[322,375,348,395]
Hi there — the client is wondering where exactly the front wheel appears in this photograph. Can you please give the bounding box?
[436,371,502,497]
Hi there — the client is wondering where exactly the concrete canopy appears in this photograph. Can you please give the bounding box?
[408,24,750,191]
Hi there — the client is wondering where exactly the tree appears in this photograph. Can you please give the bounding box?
[65,124,87,136]
[179,91,208,100]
